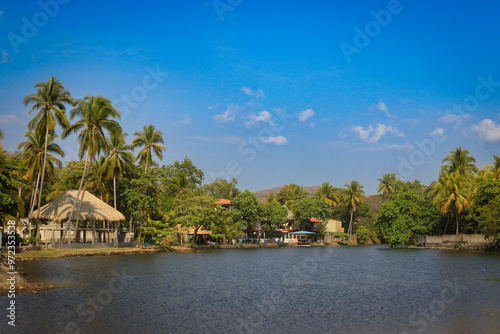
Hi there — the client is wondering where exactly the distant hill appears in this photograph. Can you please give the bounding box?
[256,185,319,202]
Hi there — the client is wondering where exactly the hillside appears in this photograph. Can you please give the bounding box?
[256,185,319,202]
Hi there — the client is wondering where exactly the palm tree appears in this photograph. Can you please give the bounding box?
[0,129,4,140]
[265,193,277,203]
[433,172,470,235]
[61,95,121,242]
[169,170,196,201]
[482,154,500,179]
[440,147,478,179]
[376,173,399,199]
[102,130,134,209]
[315,182,339,208]
[342,180,365,235]
[132,125,166,172]
[88,156,108,201]
[24,76,74,228]
[18,130,64,218]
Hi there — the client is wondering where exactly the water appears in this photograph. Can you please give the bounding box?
[3,246,500,333]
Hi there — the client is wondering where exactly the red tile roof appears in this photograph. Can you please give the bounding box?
[216,199,231,204]
[309,218,322,223]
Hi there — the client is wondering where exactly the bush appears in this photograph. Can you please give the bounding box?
[356,226,369,244]
[330,232,351,241]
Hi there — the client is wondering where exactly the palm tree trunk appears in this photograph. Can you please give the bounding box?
[34,125,50,242]
[29,172,41,219]
[73,154,93,243]
[61,148,89,243]
[455,210,459,235]
[348,207,354,235]
[113,176,117,209]
[443,213,450,235]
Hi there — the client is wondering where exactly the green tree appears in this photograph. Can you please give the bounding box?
[232,190,262,229]
[212,216,244,244]
[87,156,108,201]
[343,180,365,235]
[376,173,399,199]
[356,225,369,244]
[102,130,134,209]
[440,147,478,179]
[203,177,240,199]
[432,172,471,235]
[276,184,307,205]
[168,170,196,201]
[61,95,121,242]
[376,192,438,246]
[174,196,227,245]
[24,76,74,228]
[132,124,166,172]
[293,197,328,231]
[18,130,63,217]
[262,201,288,230]
[477,195,500,244]
[314,182,339,208]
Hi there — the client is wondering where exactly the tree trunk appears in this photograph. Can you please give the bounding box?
[34,125,51,242]
[113,177,117,209]
[29,172,41,219]
[456,210,459,235]
[61,148,89,243]
[443,213,450,235]
[348,207,354,235]
[191,225,201,246]
[73,154,93,243]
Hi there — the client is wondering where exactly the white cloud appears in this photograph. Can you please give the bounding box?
[214,104,238,123]
[0,113,22,125]
[429,128,445,136]
[309,122,315,128]
[176,117,192,126]
[1,50,11,63]
[339,131,348,139]
[244,110,272,127]
[240,87,265,99]
[298,109,314,122]
[376,99,395,118]
[261,136,288,145]
[352,123,404,143]
[471,119,500,142]
[351,143,414,152]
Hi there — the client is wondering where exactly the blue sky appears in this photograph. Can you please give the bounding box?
[1,0,500,194]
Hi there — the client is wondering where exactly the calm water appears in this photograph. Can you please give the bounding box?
[2,246,500,333]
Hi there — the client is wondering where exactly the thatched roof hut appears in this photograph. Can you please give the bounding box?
[32,190,125,222]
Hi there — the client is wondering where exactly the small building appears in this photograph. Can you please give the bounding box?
[288,230,316,245]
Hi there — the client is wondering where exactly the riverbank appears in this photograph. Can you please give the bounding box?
[8,246,167,260]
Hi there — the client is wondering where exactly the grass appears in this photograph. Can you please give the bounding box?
[6,247,160,260]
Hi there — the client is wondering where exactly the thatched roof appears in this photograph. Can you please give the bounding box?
[32,190,125,222]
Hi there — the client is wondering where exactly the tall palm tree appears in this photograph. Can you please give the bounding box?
[24,76,73,226]
[376,173,399,199]
[61,95,121,242]
[315,182,339,208]
[132,125,166,172]
[102,130,134,209]
[342,180,365,235]
[18,130,64,218]
[433,172,470,235]
[482,154,500,179]
[440,147,478,179]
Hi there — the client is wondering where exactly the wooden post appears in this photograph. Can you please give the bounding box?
[92,221,96,243]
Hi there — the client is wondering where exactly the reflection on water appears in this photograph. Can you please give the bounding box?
[4,246,500,333]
